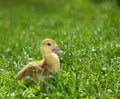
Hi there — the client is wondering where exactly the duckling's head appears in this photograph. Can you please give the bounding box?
[41,39,63,56]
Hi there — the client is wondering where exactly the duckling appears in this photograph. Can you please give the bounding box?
[15,39,63,83]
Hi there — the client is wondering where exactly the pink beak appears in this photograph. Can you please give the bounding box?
[52,45,64,54]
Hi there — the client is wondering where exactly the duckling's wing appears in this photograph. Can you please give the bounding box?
[15,60,45,80]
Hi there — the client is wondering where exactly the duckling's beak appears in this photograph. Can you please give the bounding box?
[52,45,64,54]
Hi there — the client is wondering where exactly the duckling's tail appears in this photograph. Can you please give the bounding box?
[15,65,29,80]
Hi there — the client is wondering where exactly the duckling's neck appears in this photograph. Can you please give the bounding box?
[43,53,60,72]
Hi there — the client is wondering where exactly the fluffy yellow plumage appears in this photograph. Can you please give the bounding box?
[15,39,63,83]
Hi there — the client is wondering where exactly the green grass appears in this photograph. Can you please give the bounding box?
[0,0,120,98]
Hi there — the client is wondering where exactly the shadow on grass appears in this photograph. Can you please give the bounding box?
[0,0,68,13]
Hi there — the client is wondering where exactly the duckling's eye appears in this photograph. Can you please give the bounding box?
[47,43,51,46]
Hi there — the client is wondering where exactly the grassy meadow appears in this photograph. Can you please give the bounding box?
[0,0,120,98]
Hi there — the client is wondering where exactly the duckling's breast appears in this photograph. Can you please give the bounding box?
[45,53,60,72]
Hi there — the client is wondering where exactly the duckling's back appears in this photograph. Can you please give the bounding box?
[15,60,46,80]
